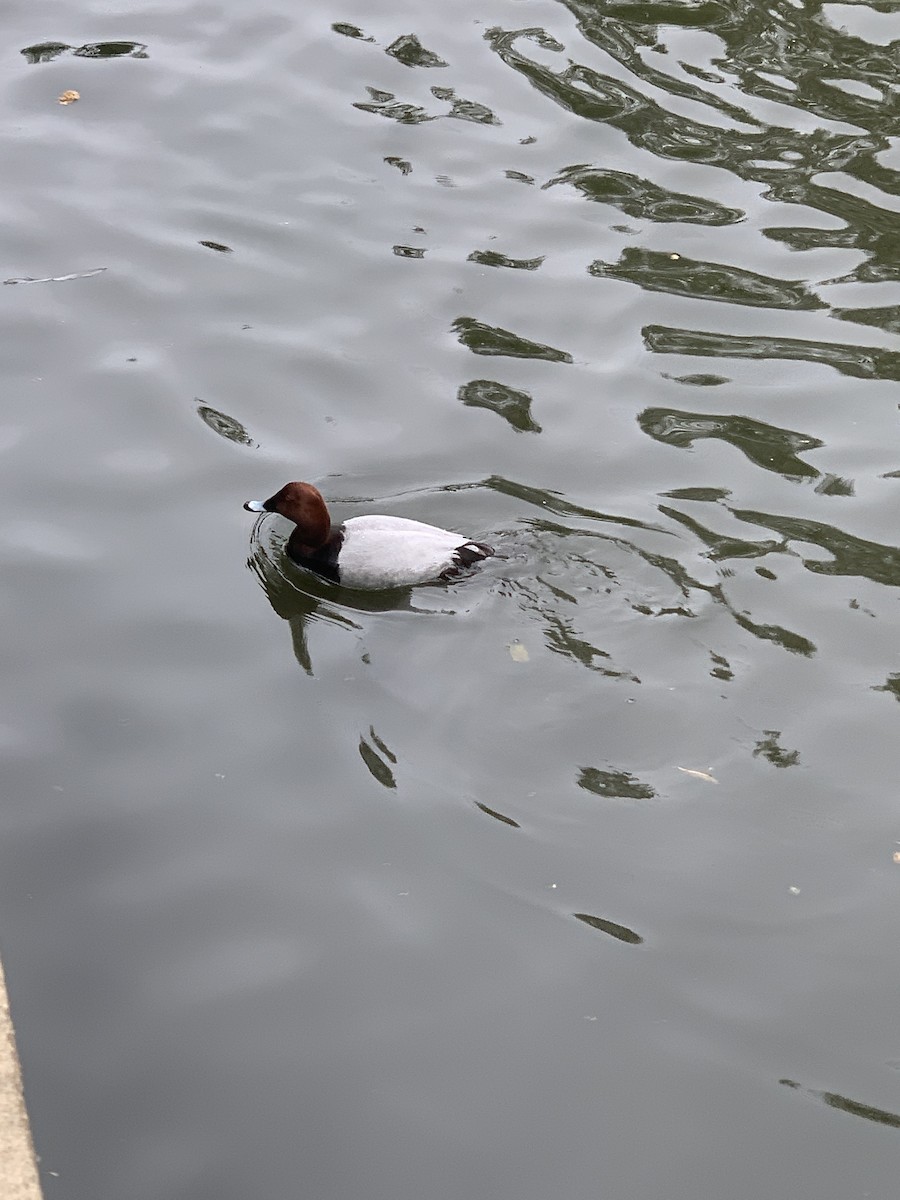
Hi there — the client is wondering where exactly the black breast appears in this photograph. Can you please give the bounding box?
[286,528,344,584]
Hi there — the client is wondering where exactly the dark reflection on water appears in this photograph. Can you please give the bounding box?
[358,728,398,790]
[543,165,744,225]
[453,318,572,363]
[353,87,435,125]
[573,913,644,946]
[781,1080,900,1131]
[592,249,825,311]
[489,9,900,332]
[386,34,447,69]
[473,802,520,829]
[644,325,900,381]
[752,730,800,769]
[467,250,544,272]
[248,524,417,675]
[196,403,256,449]
[873,675,900,702]
[458,380,541,433]
[21,40,149,62]
[730,510,900,587]
[331,22,373,42]
[639,407,823,480]
[432,86,500,126]
[577,767,655,800]
[664,374,729,388]
[384,155,412,175]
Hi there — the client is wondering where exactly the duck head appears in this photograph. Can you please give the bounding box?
[244,481,331,552]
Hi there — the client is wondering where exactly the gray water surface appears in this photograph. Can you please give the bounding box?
[2,2,900,1198]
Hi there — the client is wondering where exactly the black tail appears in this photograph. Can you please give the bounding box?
[453,541,494,568]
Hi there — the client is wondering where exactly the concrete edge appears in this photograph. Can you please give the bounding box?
[0,956,43,1199]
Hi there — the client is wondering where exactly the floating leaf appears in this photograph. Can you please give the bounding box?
[676,766,718,783]
[508,641,529,662]
[58,89,79,104]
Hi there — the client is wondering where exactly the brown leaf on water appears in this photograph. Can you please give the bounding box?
[58,89,79,104]
[892,851,900,864]
[676,766,719,784]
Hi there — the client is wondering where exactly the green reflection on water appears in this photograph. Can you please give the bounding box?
[577,767,656,800]
[644,325,900,381]
[640,407,823,479]
[573,913,644,945]
[731,510,900,587]
[453,317,572,363]
[458,379,542,433]
[386,34,447,69]
[543,165,744,225]
[488,7,900,302]
[467,249,544,272]
[592,248,824,311]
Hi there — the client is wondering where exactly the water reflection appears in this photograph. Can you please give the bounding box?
[780,1080,900,1130]
[21,40,149,62]
[729,509,900,588]
[431,87,500,126]
[873,675,900,702]
[639,407,823,480]
[196,402,257,449]
[458,379,541,433]
[543,165,744,226]
[643,325,900,381]
[453,317,572,362]
[331,22,373,42]
[474,801,520,828]
[573,912,644,946]
[752,730,800,768]
[354,87,435,125]
[358,727,398,789]
[247,521,414,675]
[467,250,544,271]
[385,34,446,69]
[488,9,900,319]
[577,767,656,800]
[452,475,815,657]
[591,249,824,311]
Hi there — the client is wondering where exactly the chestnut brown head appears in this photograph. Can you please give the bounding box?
[243,481,331,549]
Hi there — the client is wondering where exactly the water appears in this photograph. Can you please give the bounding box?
[2,2,900,1197]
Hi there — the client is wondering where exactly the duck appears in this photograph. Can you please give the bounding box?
[244,481,493,590]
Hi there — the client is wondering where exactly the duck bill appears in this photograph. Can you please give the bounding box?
[243,499,267,513]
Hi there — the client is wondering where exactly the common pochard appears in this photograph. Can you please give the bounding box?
[244,481,493,590]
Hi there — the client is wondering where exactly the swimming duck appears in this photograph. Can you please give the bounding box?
[244,481,493,590]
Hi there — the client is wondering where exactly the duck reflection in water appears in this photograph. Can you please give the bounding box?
[247,523,419,676]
